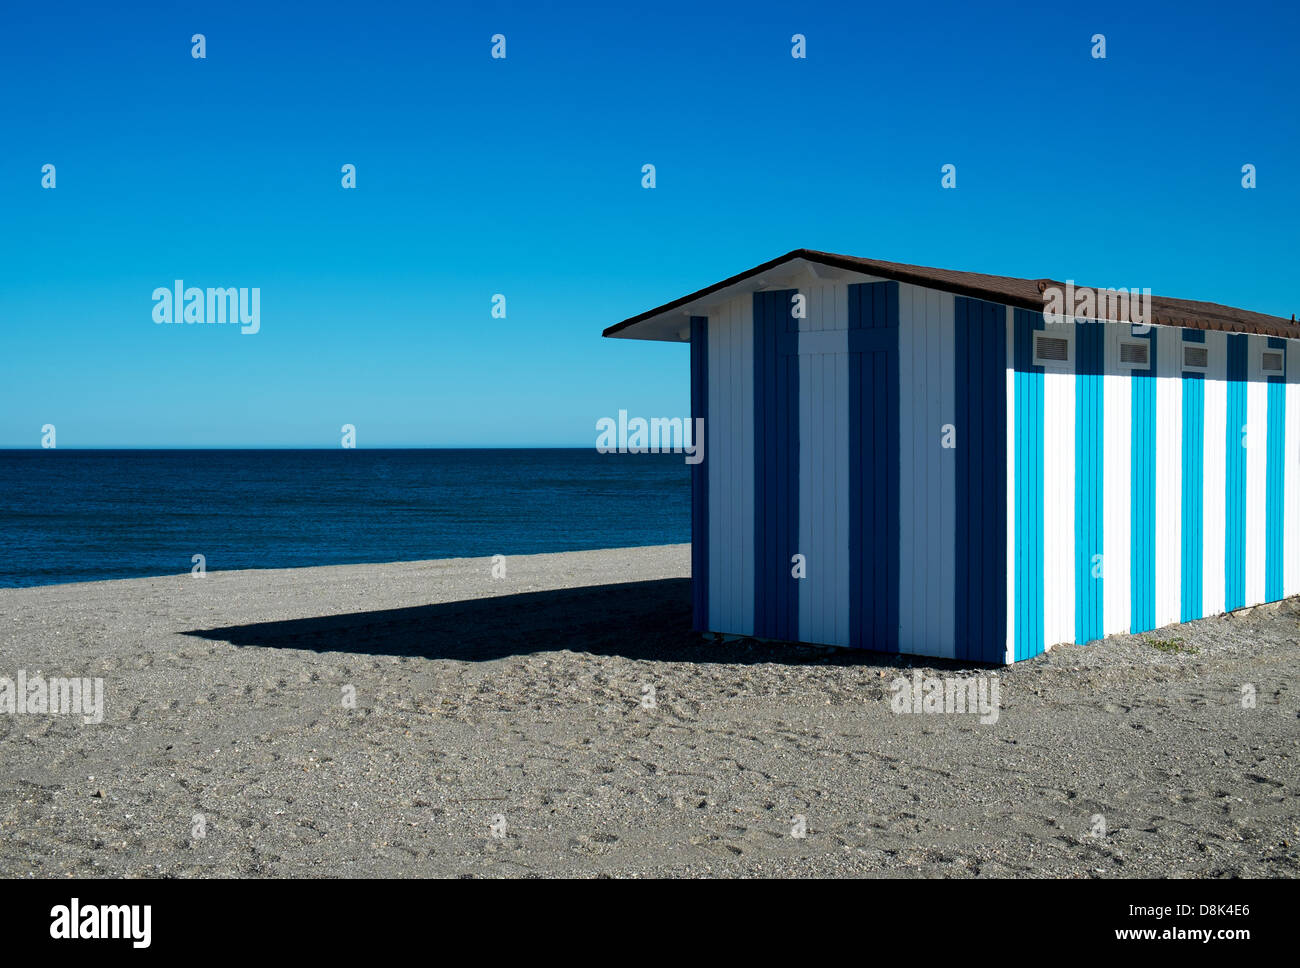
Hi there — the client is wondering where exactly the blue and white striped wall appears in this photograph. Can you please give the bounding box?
[691,274,1299,662]
[1006,316,1297,661]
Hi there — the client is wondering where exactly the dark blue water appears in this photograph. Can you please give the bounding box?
[0,450,690,588]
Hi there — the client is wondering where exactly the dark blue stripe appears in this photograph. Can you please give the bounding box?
[1131,327,1157,633]
[955,297,1008,662]
[753,290,800,641]
[1225,334,1248,611]
[1266,337,1286,602]
[689,315,709,632]
[1013,309,1044,660]
[1076,320,1105,644]
[848,281,899,652]
[1181,330,1204,622]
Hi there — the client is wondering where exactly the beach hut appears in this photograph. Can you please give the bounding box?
[603,249,1300,663]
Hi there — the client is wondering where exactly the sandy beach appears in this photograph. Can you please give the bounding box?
[0,544,1296,878]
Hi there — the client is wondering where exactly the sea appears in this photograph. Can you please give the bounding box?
[0,449,690,588]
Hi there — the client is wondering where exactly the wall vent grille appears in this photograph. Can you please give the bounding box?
[1120,341,1150,367]
[1034,334,1070,364]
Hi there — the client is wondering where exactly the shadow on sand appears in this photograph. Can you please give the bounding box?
[184,578,984,669]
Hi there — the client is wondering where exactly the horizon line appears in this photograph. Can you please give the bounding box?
[0,445,646,451]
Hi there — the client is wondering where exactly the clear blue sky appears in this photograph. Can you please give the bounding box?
[2,0,1296,447]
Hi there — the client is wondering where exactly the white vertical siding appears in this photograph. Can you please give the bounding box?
[1286,349,1300,598]
[1041,322,1075,649]
[1244,337,1269,607]
[707,294,754,635]
[794,281,850,647]
[896,284,955,658]
[1154,327,1183,629]
[1202,332,1229,617]
[798,279,848,336]
[1102,322,1132,637]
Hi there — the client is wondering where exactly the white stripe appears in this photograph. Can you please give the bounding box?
[1103,322,1132,636]
[1287,342,1300,597]
[1154,328,1182,629]
[706,295,755,635]
[796,285,852,647]
[1041,321,1075,648]
[1202,332,1228,617]
[896,285,956,657]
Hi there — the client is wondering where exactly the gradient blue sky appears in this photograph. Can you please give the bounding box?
[2,0,1297,447]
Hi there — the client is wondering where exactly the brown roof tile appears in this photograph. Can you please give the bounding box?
[603,249,1298,340]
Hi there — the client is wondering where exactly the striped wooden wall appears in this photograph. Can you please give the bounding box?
[692,276,1298,662]
[1006,315,1298,659]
